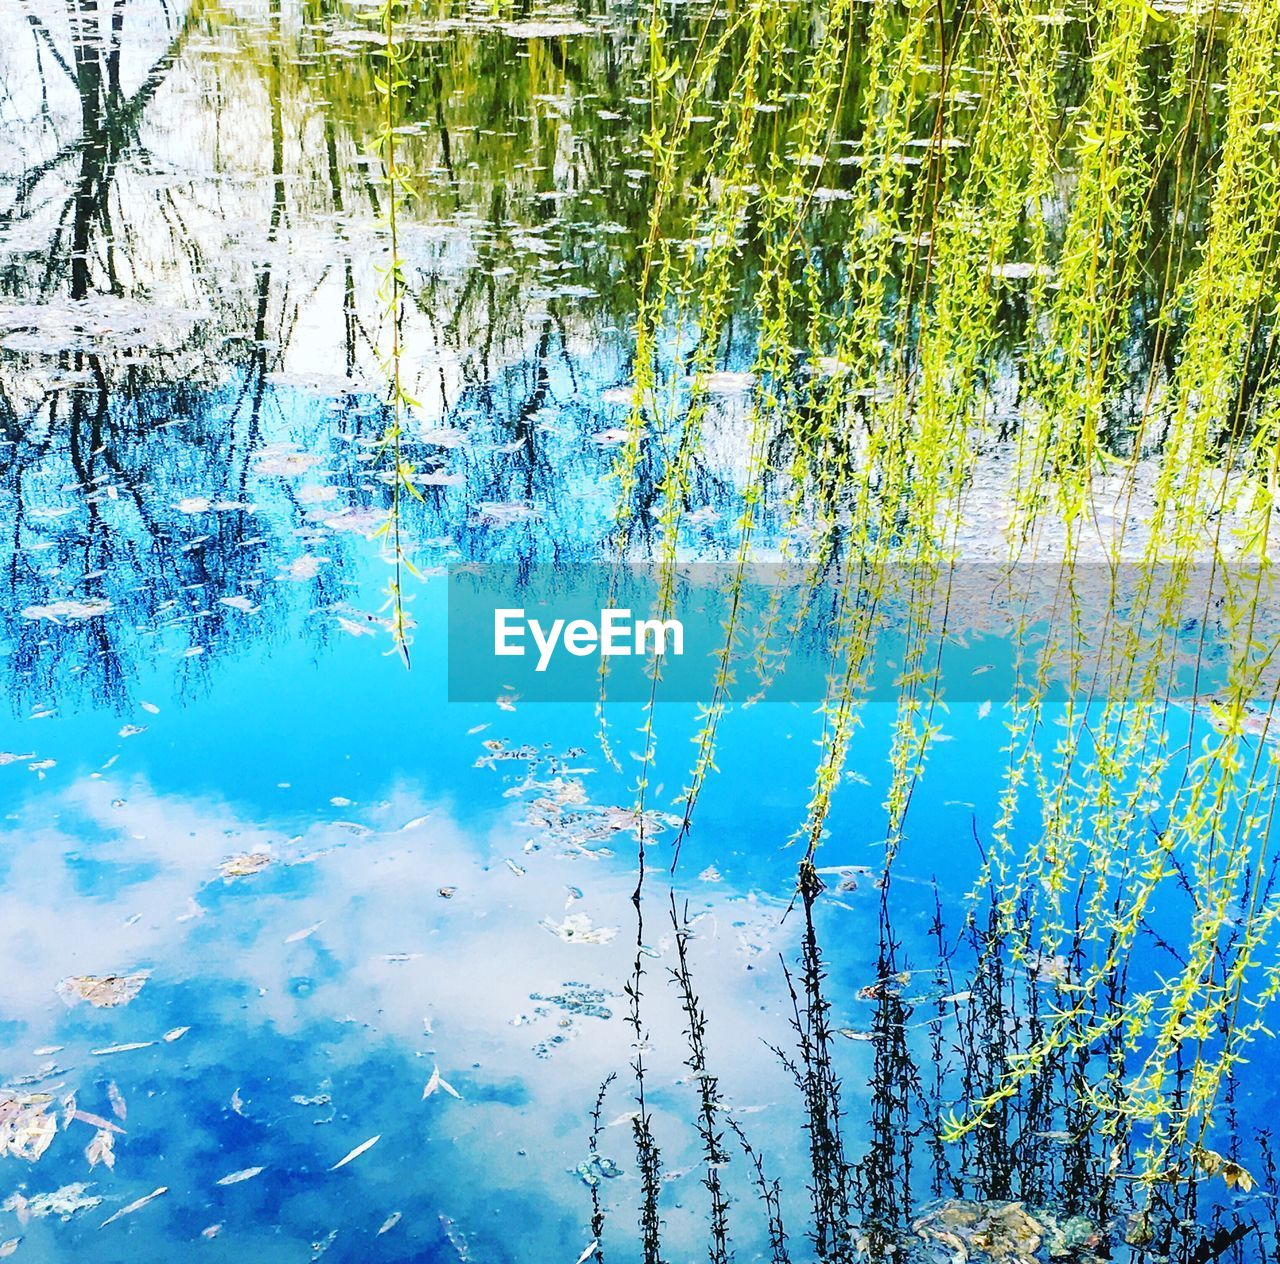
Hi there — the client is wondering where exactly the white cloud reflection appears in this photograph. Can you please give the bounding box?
[0,774,838,1260]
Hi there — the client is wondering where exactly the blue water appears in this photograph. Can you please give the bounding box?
[1,0,1275,1247]
[0,359,1089,1259]
[0,374,807,1260]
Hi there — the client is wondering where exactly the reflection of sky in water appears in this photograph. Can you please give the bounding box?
[3,0,1279,1256]
[0,364,1060,1256]
[0,647,844,1259]
[2,369,1275,1252]
[0,771,803,1261]
[0,362,821,1255]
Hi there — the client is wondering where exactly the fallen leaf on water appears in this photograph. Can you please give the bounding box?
[86,1130,116,1170]
[91,1042,155,1057]
[99,1186,167,1229]
[1222,1161,1255,1193]
[22,599,111,622]
[283,554,326,580]
[331,1135,380,1171]
[255,449,320,477]
[0,1097,57,1161]
[57,973,149,1008]
[422,1065,461,1101]
[218,852,272,879]
[3,1183,104,1223]
[73,1110,124,1135]
[216,1166,263,1186]
[540,914,617,946]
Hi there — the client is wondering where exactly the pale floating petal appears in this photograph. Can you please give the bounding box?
[99,1186,167,1228]
[72,1110,124,1134]
[216,1166,264,1186]
[331,1135,380,1171]
[422,1065,460,1100]
[86,1129,116,1170]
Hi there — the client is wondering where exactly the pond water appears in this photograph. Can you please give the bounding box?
[2,0,1279,1261]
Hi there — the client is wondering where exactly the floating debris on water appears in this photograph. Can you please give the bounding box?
[576,1153,623,1188]
[330,1135,380,1171]
[0,1097,57,1162]
[99,1186,168,1229]
[218,852,273,880]
[216,1166,264,1186]
[540,914,617,946]
[2,1183,103,1222]
[56,973,149,1009]
[529,982,614,1022]
[422,1065,462,1101]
